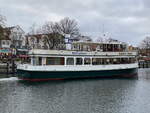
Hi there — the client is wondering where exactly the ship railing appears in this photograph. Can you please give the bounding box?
[17,63,138,71]
[29,48,137,52]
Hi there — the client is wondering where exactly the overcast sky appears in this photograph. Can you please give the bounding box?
[0,0,150,46]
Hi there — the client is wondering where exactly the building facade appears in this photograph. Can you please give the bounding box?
[0,25,25,49]
[8,25,26,49]
[26,33,66,50]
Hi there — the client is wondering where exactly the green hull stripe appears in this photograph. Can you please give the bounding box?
[17,68,138,79]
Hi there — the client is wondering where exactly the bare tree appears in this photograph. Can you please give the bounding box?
[41,21,59,34]
[41,22,58,49]
[42,33,64,49]
[140,36,150,49]
[26,23,39,49]
[0,25,4,40]
[27,17,80,50]
[41,21,65,49]
[0,14,6,40]
[41,17,80,37]
[57,17,79,37]
[0,14,6,27]
[139,36,150,57]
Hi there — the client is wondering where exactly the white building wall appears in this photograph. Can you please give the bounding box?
[1,40,11,48]
[9,26,25,48]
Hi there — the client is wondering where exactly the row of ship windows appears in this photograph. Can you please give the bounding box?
[32,57,136,66]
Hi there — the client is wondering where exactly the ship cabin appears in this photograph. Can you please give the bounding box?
[28,41,137,67]
[29,49,137,67]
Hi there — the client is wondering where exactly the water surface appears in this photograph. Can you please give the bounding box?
[0,69,150,113]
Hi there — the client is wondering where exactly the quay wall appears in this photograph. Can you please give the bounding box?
[0,62,17,78]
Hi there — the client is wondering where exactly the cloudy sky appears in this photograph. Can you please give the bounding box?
[0,0,150,46]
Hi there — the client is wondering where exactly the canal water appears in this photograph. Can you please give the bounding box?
[0,69,150,113]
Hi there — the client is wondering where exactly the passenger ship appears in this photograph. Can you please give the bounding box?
[17,41,138,81]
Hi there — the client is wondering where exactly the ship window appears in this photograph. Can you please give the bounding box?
[38,57,42,65]
[92,58,102,65]
[31,57,39,66]
[66,58,74,65]
[76,58,82,65]
[46,57,64,65]
[84,58,91,65]
[32,57,42,65]
[129,58,135,63]
[32,57,36,66]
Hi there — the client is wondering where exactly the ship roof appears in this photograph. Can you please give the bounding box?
[73,41,126,45]
[28,49,137,57]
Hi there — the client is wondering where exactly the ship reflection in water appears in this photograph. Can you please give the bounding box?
[1,69,150,113]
